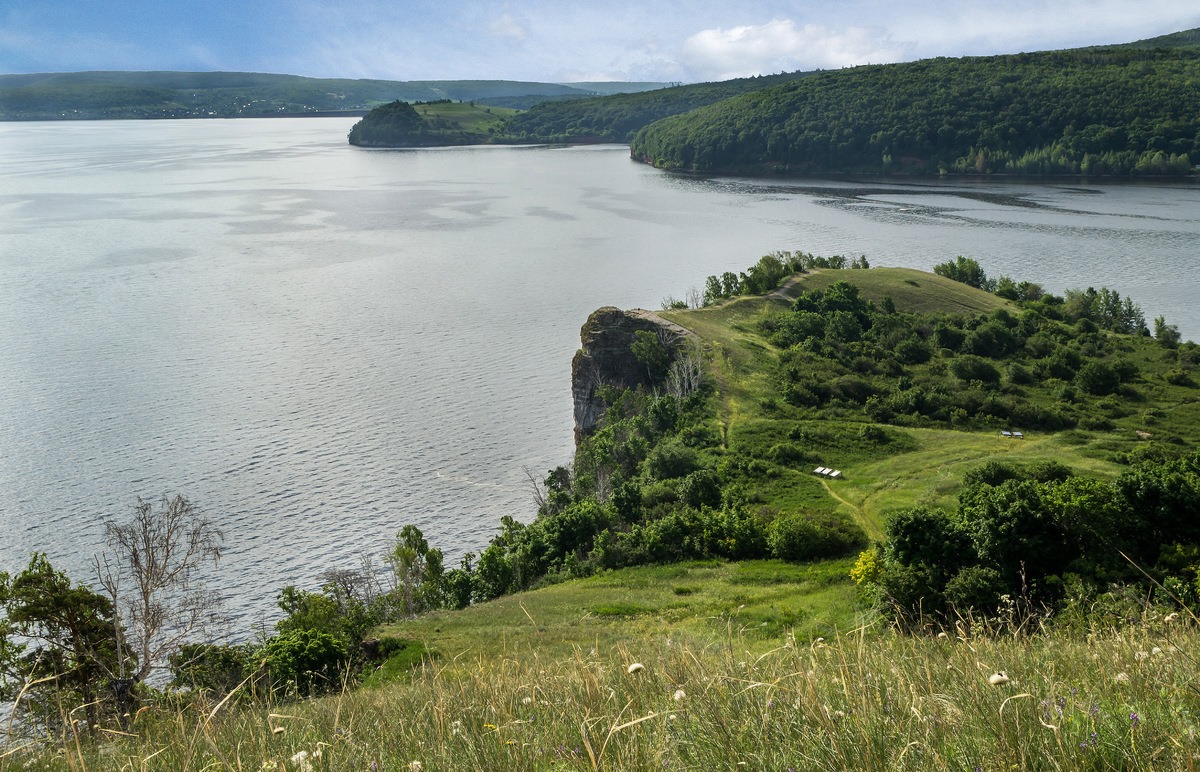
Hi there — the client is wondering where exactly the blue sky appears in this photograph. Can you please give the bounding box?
[2,1,1197,82]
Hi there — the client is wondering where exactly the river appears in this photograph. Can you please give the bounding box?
[1,117,1197,629]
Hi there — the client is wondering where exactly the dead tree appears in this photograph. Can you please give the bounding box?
[95,495,225,719]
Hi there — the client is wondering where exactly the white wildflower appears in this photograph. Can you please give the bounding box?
[987,671,1010,686]
[1152,646,1164,656]
[290,750,312,772]
[522,696,533,705]
[1135,650,1150,661]
[1114,672,1131,684]
[408,762,423,772]
[673,688,686,701]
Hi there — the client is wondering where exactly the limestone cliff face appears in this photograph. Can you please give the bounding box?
[571,307,695,443]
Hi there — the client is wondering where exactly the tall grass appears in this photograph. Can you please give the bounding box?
[11,610,1198,770]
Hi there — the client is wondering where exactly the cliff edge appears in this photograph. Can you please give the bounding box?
[571,307,695,443]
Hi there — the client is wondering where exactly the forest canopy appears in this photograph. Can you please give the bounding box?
[630,45,1200,176]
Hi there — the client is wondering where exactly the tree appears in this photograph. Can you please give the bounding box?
[0,554,130,733]
[932,256,992,290]
[93,495,225,716]
[630,329,670,380]
[1155,315,1182,348]
[388,525,445,616]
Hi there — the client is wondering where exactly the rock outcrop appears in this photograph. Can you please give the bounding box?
[571,307,695,443]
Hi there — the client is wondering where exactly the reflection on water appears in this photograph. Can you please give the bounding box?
[0,119,1197,629]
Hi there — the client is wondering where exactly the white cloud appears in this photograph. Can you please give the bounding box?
[679,19,911,81]
[489,12,528,41]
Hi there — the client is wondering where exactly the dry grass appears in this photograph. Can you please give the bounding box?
[12,609,1200,770]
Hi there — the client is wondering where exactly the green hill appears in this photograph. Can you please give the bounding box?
[630,36,1200,176]
[347,100,517,147]
[502,70,818,143]
[0,72,613,120]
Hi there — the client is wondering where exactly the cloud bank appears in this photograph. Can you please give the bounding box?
[680,20,911,81]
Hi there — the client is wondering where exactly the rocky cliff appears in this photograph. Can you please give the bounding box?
[571,307,695,443]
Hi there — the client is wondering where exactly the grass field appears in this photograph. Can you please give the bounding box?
[415,102,519,134]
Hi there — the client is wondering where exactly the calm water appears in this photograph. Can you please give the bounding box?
[1,118,1197,629]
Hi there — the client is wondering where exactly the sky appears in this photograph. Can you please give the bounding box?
[1,1,1198,83]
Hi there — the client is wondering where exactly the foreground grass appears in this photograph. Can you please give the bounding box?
[24,610,1200,770]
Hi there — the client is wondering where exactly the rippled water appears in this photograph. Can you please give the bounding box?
[1,118,1197,629]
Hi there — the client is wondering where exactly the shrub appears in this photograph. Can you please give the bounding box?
[259,629,350,696]
[644,439,700,480]
[1075,360,1121,395]
[944,566,1006,612]
[767,511,868,562]
[949,355,1001,385]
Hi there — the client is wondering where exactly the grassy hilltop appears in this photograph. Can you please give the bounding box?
[8,261,1200,770]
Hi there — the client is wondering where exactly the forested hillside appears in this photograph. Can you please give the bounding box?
[0,72,608,120]
[503,70,816,142]
[630,41,1200,176]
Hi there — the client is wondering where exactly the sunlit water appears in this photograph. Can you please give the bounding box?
[1,118,1197,630]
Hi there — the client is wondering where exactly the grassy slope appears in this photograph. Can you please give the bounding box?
[662,267,1200,539]
[372,559,860,676]
[416,102,518,133]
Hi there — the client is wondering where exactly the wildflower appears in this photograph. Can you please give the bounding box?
[1134,650,1149,661]
[522,696,533,705]
[1151,646,1163,656]
[673,689,686,701]
[1114,672,1130,684]
[291,751,312,772]
[987,671,1010,686]
[407,762,423,772]
[627,662,645,674]
[1130,712,1140,728]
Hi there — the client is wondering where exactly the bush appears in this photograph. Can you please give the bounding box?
[259,629,350,696]
[767,511,868,562]
[1076,360,1121,395]
[679,469,723,509]
[949,355,1001,385]
[644,439,700,480]
[944,566,1006,612]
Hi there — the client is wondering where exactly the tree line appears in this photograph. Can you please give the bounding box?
[630,47,1200,176]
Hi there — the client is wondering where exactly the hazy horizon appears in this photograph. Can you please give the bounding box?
[2,1,1197,85]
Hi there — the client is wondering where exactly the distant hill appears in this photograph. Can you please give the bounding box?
[1117,27,1200,50]
[631,35,1200,176]
[502,70,818,143]
[0,71,647,120]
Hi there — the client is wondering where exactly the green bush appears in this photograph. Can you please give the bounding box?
[767,511,868,562]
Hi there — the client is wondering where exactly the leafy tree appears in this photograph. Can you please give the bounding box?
[0,554,130,733]
[933,256,992,290]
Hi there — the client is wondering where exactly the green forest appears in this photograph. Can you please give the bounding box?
[0,71,640,120]
[501,70,816,142]
[630,44,1200,176]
